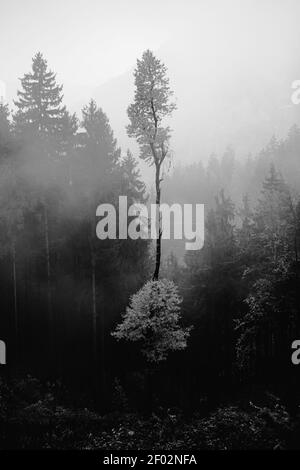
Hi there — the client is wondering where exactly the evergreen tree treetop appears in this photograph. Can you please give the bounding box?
[120,150,147,203]
[81,99,120,173]
[76,100,121,199]
[14,52,65,138]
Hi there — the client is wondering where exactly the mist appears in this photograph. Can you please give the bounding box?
[1,0,300,454]
[2,0,300,175]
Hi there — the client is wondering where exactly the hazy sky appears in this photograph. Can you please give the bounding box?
[1,0,300,103]
[1,0,181,102]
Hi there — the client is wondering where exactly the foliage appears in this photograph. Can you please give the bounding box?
[0,376,295,450]
[127,50,176,166]
[14,52,65,147]
[235,165,300,372]
[112,279,192,362]
[2,50,300,451]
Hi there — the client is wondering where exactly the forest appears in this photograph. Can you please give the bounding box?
[1,49,300,450]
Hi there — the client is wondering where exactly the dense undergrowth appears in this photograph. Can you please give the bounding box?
[1,376,300,450]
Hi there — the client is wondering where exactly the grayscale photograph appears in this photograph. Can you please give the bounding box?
[0,0,300,459]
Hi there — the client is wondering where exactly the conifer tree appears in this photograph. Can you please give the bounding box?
[60,110,78,186]
[119,150,147,203]
[127,50,176,279]
[0,111,25,366]
[13,53,66,373]
[14,52,65,151]
[236,167,300,374]
[81,99,120,181]
[79,100,121,405]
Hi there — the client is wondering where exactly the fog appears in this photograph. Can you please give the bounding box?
[2,0,300,450]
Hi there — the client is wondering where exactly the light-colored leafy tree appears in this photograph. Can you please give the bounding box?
[113,53,190,374]
[112,279,191,363]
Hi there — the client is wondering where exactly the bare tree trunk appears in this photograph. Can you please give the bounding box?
[153,161,162,280]
[44,203,54,366]
[90,223,107,408]
[146,367,154,414]
[12,240,18,365]
[91,252,97,369]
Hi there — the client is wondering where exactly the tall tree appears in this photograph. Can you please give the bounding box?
[184,190,238,387]
[14,52,65,150]
[127,50,176,279]
[0,103,11,158]
[79,99,121,405]
[13,52,66,373]
[236,166,300,378]
[116,150,150,290]
[119,150,147,204]
[60,110,78,186]
[81,99,120,181]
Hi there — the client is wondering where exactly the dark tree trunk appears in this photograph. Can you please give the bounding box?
[145,367,155,415]
[90,244,102,406]
[100,286,107,409]
[91,251,98,372]
[91,253,97,371]
[12,240,18,365]
[44,203,54,370]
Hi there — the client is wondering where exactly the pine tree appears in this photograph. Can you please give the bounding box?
[119,150,147,204]
[205,189,235,264]
[256,163,292,263]
[14,52,65,151]
[184,190,238,381]
[0,144,25,367]
[78,100,121,406]
[13,53,66,373]
[221,146,235,188]
[116,150,150,289]
[60,110,78,186]
[238,194,254,250]
[235,167,300,376]
[81,99,120,181]
[0,103,11,158]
